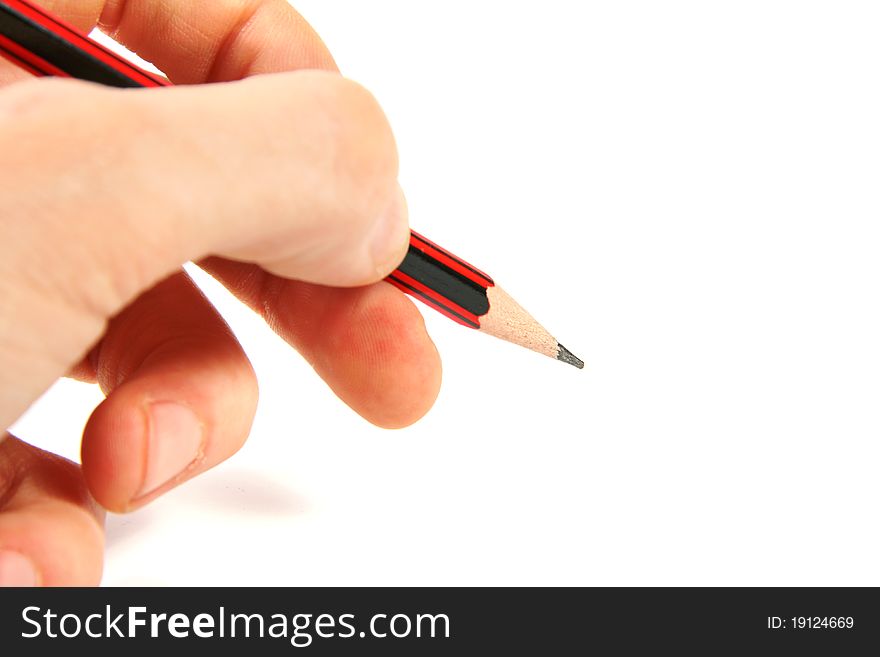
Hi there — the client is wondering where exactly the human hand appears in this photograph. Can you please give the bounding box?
[0,0,442,586]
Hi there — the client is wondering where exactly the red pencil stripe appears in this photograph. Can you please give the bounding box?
[6,0,166,87]
[387,275,480,329]
[391,270,479,323]
[391,270,482,327]
[0,41,45,76]
[0,44,41,75]
[0,31,68,77]
[409,235,488,289]
[410,230,494,287]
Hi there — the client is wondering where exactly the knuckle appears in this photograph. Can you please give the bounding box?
[336,78,399,184]
[315,75,399,231]
[0,436,25,507]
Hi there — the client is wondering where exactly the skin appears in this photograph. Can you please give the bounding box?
[0,0,442,586]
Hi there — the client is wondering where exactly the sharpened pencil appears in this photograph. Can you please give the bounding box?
[393,232,583,368]
[0,0,583,369]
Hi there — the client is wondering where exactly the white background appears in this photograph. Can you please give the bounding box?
[11,1,880,585]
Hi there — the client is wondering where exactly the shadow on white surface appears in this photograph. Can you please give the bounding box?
[105,510,156,551]
[101,467,312,586]
[176,467,310,517]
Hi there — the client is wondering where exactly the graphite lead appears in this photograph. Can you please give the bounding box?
[556,344,584,369]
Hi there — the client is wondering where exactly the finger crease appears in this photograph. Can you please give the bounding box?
[257,269,292,339]
[97,0,131,40]
[0,441,24,510]
[203,0,270,83]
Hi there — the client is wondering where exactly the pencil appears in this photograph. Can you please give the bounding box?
[0,0,584,369]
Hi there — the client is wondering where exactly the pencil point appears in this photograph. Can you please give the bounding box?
[556,343,584,369]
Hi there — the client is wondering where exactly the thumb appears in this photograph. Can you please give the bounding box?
[0,71,408,428]
[1,71,408,285]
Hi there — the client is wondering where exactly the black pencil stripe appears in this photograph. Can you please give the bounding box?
[0,4,142,87]
[410,233,494,286]
[0,41,43,75]
[388,275,480,329]
[397,245,490,318]
[19,0,149,72]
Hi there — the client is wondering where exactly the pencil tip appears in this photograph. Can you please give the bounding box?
[556,343,584,369]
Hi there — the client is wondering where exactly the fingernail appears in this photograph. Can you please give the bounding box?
[369,187,410,277]
[136,402,204,500]
[0,550,39,587]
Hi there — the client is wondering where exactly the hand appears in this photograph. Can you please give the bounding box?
[0,0,442,586]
